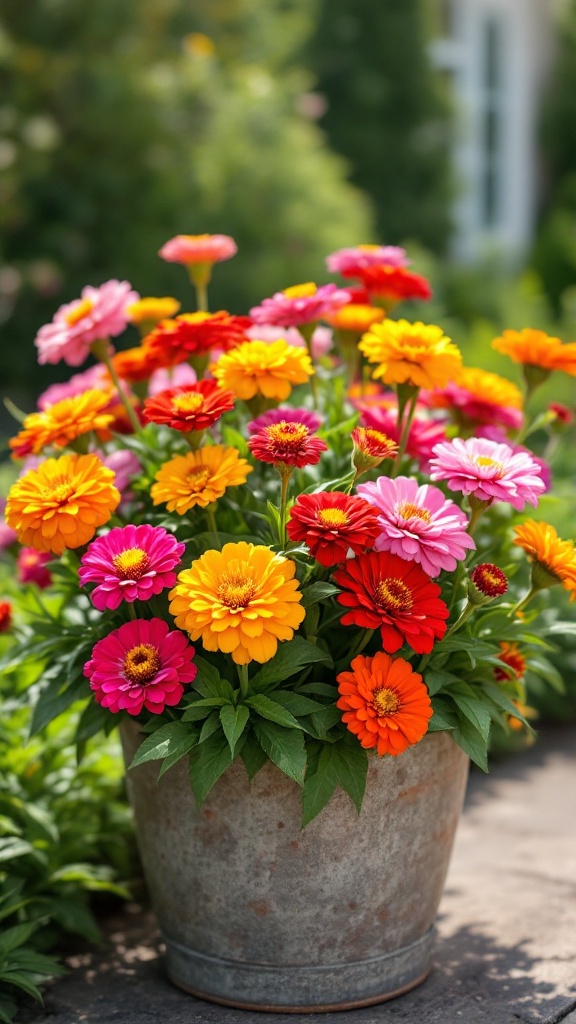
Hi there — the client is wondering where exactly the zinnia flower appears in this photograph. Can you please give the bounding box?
[169,542,305,664]
[326,245,409,277]
[79,525,186,611]
[470,563,508,598]
[17,548,53,589]
[126,296,181,325]
[9,389,115,459]
[5,453,120,554]
[494,642,526,682]
[286,492,381,567]
[491,328,576,377]
[212,339,314,401]
[427,367,524,432]
[247,407,323,434]
[250,283,350,328]
[0,499,18,550]
[358,266,432,305]
[351,426,398,473]
[35,280,139,367]
[429,437,546,511]
[246,323,333,360]
[333,550,449,654]
[336,651,432,756]
[143,380,235,433]
[359,320,462,390]
[110,344,168,383]
[0,601,12,633]
[143,311,251,366]
[325,303,385,333]
[357,400,448,472]
[151,446,252,515]
[248,421,327,469]
[158,234,237,265]
[147,363,198,396]
[84,618,197,715]
[357,475,475,577]
[37,365,111,410]
[513,520,576,600]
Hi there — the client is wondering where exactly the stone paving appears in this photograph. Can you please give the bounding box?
[22,725,576,1024]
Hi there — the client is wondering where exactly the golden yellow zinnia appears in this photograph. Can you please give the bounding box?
[9,389,114,459]
[211,339,313,401]
[169,542,305,664]
[126,296,181,326]
[492,329,576,376]
[151,446,252,515]
[514,520,576,600]
[358,319,462,390]
[5,453,120,554]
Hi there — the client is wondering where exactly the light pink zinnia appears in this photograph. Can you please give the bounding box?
[35,280,139,367]
[246,323,333,359]
[158,234,237,265]
[79,525,185,611]
[148,363,198,397]
[247,407,324,434]
[250,283,350,328]
[429,437,546,511]
[476,426,551,492]
[84,618,197,716]
[0,500,17,550]
[326,245,409,277]
[37,365,110,410]
[17,548,53,589]
[357,475,475,577]
[95,449,142,498]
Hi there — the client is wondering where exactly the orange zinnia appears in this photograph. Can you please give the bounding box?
[492,329,576,377]
[111,344,169,383]
[9,389,115,459]
[169,542,305,664]
[494,642,526,682]
[325,303,385,333]
[5,453,120,554]
[337,651,432,756]
[212,339,314,401]
[513,520,576,600]
[151,446,252,514]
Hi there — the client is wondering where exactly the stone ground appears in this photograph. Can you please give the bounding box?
[20,724,576,1024]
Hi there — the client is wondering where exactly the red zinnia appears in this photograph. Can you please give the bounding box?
[248,421,328,469]
[358,266,432,305]
[143,311,251,366]
[0,601,12,633]
[494,642,527,682]
[143,380,235,433]
[470,563,508,598]
[333,550,449,654]
[286,492,381,567]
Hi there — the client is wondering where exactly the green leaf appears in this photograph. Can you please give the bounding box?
[239,732,268,780]
[302,745,339,827]
[269,692,326,717]
[199,710,222,743]
[0,992,17,1024]
[0,924,37,955]
[222,425,248,455]
[129,722,197,769]
[188,732,233,805]
[192,656,226,698]
[299,682,338,698]
[220,705,250,754]
[246,694,304,730]
[0,971,43,1001]
[29,676,88,736]
[331,734,369,813]
[450,689,492,742]
[309,706,342,738]
[429,698,457,732]
[424,669,463,697]
[525,656,565,693]
[250,636,332,692]
[452,718,489,772]
[301,583,340,608]
[253,720,306,785]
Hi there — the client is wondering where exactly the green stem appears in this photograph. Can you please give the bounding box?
[443,601,475,640]
[348,628,375,661]
[509,586,541,619]
[237,663,250,699]
[195,281,209,313]
[392,392,419,478]
[128,603,138,620]
[278,468,292,548]
[94,341,142,435]
[206,505,218,538]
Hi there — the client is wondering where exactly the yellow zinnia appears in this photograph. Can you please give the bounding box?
[358,319,462,390]
[492,328,576,376]
[513,520,576,600]
[5,453,120,554]
[9,389,114,459]
[169,542,305,664]
[151,446,252,514]
[126,296,181,325]
[211,339,313,401]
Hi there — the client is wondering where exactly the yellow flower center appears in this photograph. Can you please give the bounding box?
[64,298,95,327]
[397,501,431,522]
[282,283,317,299]
[112,547,150,580]
[186,465,212,491]
[374,577,413,613]
[372,686,401,717]
[217,572,257,610]
[474,456,504,476]
[172,393,205,414]
[267,422,308,444]
[317,507,348,528]
[42,480,76,505]
[123,644,160,685]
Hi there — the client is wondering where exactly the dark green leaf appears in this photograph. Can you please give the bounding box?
[250,636,332,692]
[29,676,88,736]
[269,692,326,717]
[220,705,250,754]
[450,689,492,742]
[302,745,339,827]
[246,694,303,730]
[331,734,369,814]
[253,721,306,785]
[239,732,268,780]
[452,718,489,772]
[129,722,197,769]
[199,711,222,743]
[424,669,462,697]
[301,583,340,608]
[188,732,233,805]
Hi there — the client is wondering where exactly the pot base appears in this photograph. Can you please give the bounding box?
[164,927,434,1013]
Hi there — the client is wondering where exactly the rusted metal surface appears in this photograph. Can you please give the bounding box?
[121,725,469,1011]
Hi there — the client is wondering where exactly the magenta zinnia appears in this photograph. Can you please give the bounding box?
[79,525,186,611]
[429,437,546,511]
[248,420,328,468]
[84,618,197,715]
[250,282,350,327]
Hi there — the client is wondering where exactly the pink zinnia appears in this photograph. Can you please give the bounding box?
[79,525,185,611]
[429,437,546,511]
[94,449,141,498]
[250,282,350,328]
[84,618,197,716]
[0,500,17,550]
[35,280,139,367]
[17,548,53,589]
[326,245,409,277]
[37,365,110,410]
[158,234,237,265]
[246,323,333,359]
[248,420,328,469]
[357,475,475,577]
[476,426,552,492]
[148,363,197,396]
[247,407,324,434]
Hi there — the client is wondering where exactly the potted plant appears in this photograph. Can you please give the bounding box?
[2,236,575,1011]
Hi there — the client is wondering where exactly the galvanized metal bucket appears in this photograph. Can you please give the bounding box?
[121,724,469,1012]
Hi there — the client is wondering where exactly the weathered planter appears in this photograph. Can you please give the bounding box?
[121,724,469,1012]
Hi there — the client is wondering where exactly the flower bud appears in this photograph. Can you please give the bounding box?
[352,427,398,475]
[469,563,508,605]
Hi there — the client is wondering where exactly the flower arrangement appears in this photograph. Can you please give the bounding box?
[2,236,576,826]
